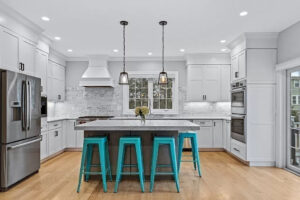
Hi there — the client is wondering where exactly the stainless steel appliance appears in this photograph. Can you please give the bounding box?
[41,96,47,117]
[0,70,41,190]
[231,80,246,115]
[231,114,246,143]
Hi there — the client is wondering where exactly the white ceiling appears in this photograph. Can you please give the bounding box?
[1,0,300,58]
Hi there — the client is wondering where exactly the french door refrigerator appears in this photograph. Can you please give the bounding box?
[0,69,41,190]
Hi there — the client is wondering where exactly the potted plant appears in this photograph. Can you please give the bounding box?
[135,106,149,124]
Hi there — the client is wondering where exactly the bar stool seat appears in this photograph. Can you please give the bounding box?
[178,132,202,177]
[114,137,145,193]
[77,137,112,193]
[150,137,180,193]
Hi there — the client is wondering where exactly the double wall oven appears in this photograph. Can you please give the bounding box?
[231,80,246,143]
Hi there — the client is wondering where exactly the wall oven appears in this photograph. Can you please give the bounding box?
[231,80,246,115]
[231,114,246,143]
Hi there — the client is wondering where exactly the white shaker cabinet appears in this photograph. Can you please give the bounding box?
[35,49,48,96]
[76,130,84,148]
[212,120,223,148]
[48,128,63,155]
[65,120,77,148]
[19,38,36,76]
[0,27,19,72]
[40,132,48,160]
[198,126,213,148]
[220,65,231,101]
[224,120,231,151]
[231,50,246,82]
[47,60,65,101]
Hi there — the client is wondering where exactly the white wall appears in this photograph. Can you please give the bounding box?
[278,21,300,63]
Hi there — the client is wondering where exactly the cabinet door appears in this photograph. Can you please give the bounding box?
[202,66,220,101]
[40,132,48,160]
[213,120,223,148]
[76,130,84,148]
[19,38,36,76]
[48,128,62,155]
[47,77,54,101]
[220,65,231,101]
[197,127,213,148]
[231,55,238,82]
[238,51,246,80]
[225,120,231,151]
[66,120,76,148]
[35,50,48,96]
[187,80,204,101]
[0,28,19,72]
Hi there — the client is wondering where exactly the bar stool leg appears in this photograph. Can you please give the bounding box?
[192,137,202,177]
[114,142,125,193]
[170,141,180,193]
[85,144,93,182]
[150,142,159,192]
[135,142,145,192]
[105,140,113,181]
[177,135,184,173]
[191,138,197,170]
[99,142,107,192]
[77,142,88,193]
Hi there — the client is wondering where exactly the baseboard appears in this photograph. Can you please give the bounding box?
[40,150,65,163]
[249,161,275,167]
[64,148,82,152]
[227,151,250,166]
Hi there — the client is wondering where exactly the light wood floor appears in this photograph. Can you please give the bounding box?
[0,152,300,200]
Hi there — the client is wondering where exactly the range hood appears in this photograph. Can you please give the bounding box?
[79,55,114,87]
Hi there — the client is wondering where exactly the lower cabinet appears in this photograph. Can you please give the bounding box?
[66,120,84,148]
[193,120,224,149]
[48,128,63,155]
[40,132,48,160]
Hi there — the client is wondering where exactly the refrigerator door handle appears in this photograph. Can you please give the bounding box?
[7,137,42,150]
[26,80,31,131]
[21,80,27,130]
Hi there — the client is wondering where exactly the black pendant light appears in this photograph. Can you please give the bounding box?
[119,20,129,85]
[158,21,168,85]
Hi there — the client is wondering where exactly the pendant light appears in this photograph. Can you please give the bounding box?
[158,21,168,85]
[119,21,129,85]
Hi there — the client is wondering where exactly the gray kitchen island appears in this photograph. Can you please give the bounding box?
[75,119,200,177]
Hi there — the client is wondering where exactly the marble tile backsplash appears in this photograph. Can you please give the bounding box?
[48,86,231,118]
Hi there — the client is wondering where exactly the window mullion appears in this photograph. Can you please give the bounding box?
[149,79,154,111]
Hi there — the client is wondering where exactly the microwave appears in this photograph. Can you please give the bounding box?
[41,96,47,117]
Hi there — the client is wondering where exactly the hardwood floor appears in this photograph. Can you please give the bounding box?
[0,152,300,200]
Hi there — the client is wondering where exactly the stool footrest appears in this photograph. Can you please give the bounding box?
[157,164,172,168]
[155,172,175,175]
[121,172,140,175]
[84,172,103,175]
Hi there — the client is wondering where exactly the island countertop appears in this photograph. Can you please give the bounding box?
[75,119,200,131]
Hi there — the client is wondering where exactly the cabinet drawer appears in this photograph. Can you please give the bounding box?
[48,121,62,130]
[48,128,62,155]
[193,120,213,127]
[231,139,246,160]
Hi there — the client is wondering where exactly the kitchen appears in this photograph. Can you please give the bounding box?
[0,0,300,199]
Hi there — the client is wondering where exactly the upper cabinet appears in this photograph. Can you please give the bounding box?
[231,50,246,82]
[187,65,230,102]
[0,27,19,72]
[47,60,65,102]
[35,49,48,96]
[19,38,37,76]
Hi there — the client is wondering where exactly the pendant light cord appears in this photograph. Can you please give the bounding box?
[123,24,126,72]
[162,24,165,72]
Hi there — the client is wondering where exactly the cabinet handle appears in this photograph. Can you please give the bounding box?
[55,131,59,137]
[19,63,22,70]
[214,122,216,126]
[23,63,25,71]
[54,124,58,127]
[235,72,239,78]
[205,95,206,100]
[58,95,61,100]
[233,147,240,152]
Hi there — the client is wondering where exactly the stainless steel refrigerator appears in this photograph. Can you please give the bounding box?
[0,69,41,190]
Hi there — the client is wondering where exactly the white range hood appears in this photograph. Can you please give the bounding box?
[79,55,114,87]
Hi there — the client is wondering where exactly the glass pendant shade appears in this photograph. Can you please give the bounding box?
[158,71,168,84]
[119,71,129,85]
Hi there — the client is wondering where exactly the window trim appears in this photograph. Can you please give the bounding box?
[123,71,179,115]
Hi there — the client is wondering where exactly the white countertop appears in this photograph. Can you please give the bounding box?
[75,119,200,131]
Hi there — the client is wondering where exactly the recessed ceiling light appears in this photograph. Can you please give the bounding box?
[54,36,61,40]
[148,52,153,56]
[113,49,119,53]
[180,49,185,52]
[67,49,73,52]
[41,16,50,21]
[220,40,226,43]
[221,48,228,52]
[240,11,248,16]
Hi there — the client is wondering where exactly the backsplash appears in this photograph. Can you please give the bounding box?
[48,85,231,118]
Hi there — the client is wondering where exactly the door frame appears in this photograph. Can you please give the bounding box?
[286,67,300,174]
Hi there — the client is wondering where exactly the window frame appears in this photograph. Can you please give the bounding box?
[123,71,179,115]
[292,95,300,105]
[294,80,300,88]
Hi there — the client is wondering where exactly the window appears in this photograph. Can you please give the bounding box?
[292,95,300,105]
[123,72,178,114]
[294,80,300,88]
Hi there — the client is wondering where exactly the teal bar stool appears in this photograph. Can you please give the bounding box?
[178,132,202,177]
[150,137,180,193]
[77,137,112,193]
[114,137,145,193]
